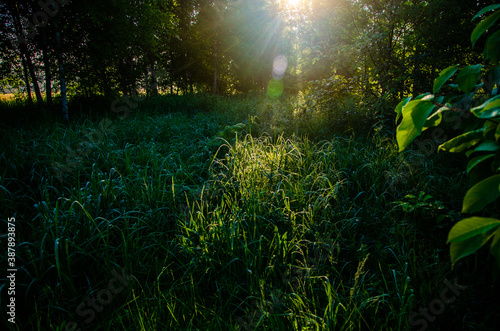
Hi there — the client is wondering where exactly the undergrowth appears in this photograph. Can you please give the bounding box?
[0,94,498,330]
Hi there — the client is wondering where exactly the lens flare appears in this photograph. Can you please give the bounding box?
[268,55,288,98]
[267,79,284,98]
[272,55,288,79]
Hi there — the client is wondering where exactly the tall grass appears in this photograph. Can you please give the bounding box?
[0,94,498,330]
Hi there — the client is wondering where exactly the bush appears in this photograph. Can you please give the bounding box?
[395,4,500,271]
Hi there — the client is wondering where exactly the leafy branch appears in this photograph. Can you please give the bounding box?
[432,102,469,113]
[395,5,500,271]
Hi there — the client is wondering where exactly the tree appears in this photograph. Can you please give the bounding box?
[3,1,44,109]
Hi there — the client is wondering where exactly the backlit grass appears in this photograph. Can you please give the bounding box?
[1,95,498,330]
[0,94,15,102]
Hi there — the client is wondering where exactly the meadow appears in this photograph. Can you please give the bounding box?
[1,94,498,330]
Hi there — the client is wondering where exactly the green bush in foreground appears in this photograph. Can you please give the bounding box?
[395,5,500,270]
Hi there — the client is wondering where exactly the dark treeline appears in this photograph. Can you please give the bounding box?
[0,0,491,111]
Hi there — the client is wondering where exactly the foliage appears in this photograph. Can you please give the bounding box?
[4,95,497,330]
[392,191,450,224]
[0,0,487,106]
[3,1,500,329]
[395,5,500,269]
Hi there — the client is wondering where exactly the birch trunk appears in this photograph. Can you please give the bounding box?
[20,50,33,106]
[150,62,158,96]
[213,30,217,94]
[9,3,44,109]
[54,21,69,123]
[42,27,52,108]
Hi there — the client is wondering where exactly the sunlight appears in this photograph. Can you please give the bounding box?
[284,0,302,8]
[281,0,309,22]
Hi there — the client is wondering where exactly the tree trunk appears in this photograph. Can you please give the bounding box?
[42,27,52,108]
[54,21,69,123]
[9,3,44,109]
[145,67,150,95]
[19,50,33,106]
[150,62,158,96]
[412,42,421,97]
[24,47,44,109]
[213,30,218,94]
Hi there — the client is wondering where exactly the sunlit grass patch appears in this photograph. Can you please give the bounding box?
[0,95,492,331]
[0,93,15,101]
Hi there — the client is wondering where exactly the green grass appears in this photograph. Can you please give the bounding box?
[1,94,498,330]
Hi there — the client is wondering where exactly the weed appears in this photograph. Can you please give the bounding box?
[0,94,494,330]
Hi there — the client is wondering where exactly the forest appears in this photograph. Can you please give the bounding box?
[1,0,500,330]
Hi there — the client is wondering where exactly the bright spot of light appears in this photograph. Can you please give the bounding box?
[272,55,288,79]
[285,0,301,8]
[268,55,288,98]
[267,79,284,98]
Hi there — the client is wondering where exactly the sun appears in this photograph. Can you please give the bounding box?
[283,0,302,9]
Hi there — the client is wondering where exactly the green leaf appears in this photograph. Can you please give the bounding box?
[490,227,500,264]
[486,30,500,64]
[462,174,500,213]
[433,65,460,94]
[394,97,411,124]
[457,65,483,94]
[55,238,62,280]
[471,95,500,118]
[473,4,500,21]
[422,97,445,131]
[484,67,500,94]
[449,234,489,266]
[447,217,500,243]
[423,110,443,131]
[471,10,500,47]
[414,92,433,100]
[466,137,499,157]
[396,100,435,151]
[466,154,495,173]
[474,141,499,152]
[438,129,484,153]
[496,124,500,142]
[485,117,500,131]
